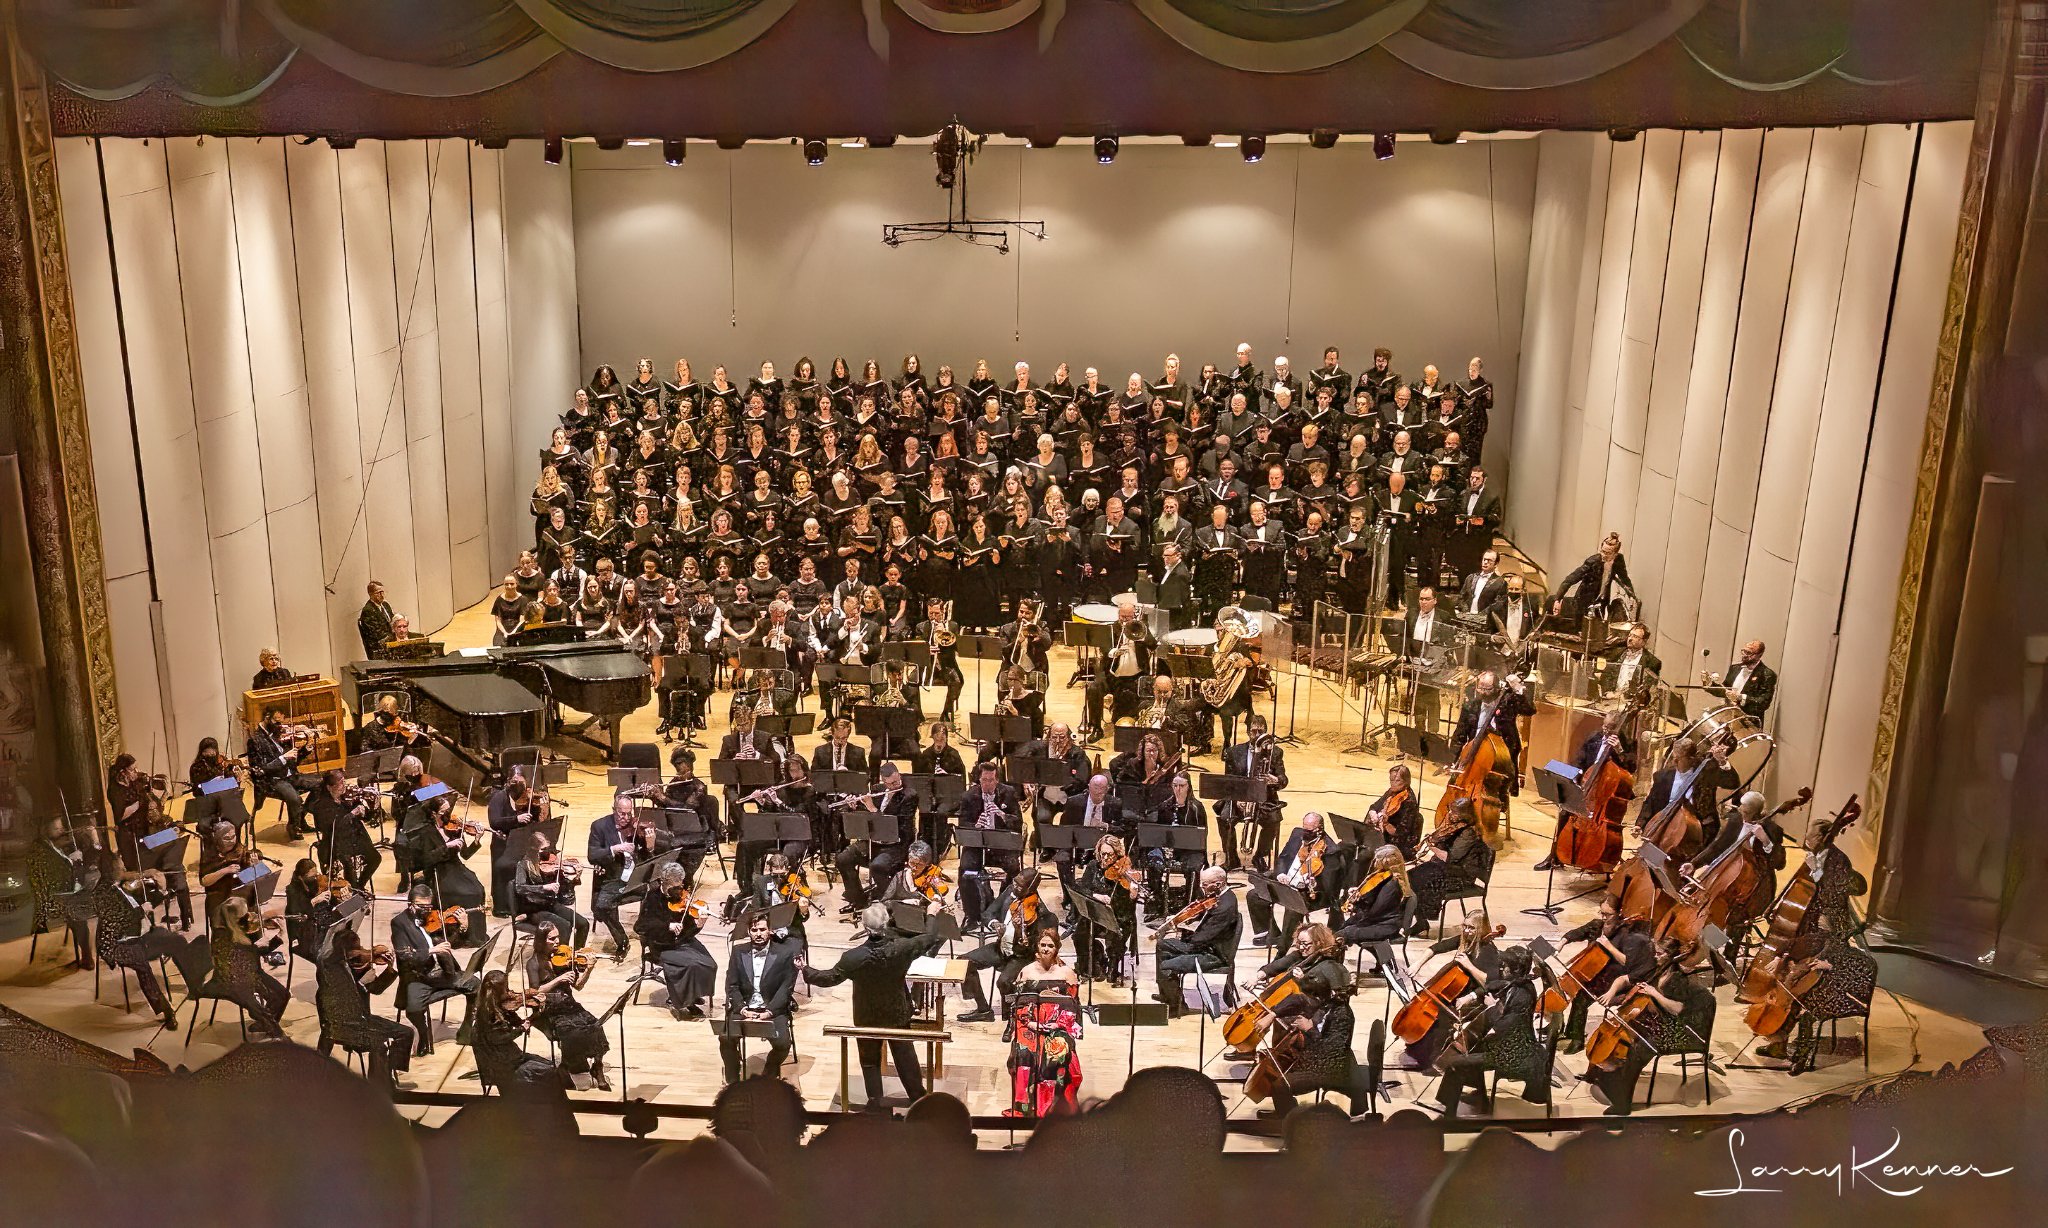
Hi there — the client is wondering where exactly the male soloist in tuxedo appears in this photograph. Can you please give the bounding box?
[719,911,798,1084]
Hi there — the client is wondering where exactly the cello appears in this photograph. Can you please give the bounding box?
[1538,935,1623,1016]
[1222,968,1305,1056]
[1741,795,1861,1002]
[1389,935,1501,1043]
[1655,789,1812,956]
[1553,700,1647,874]
[1434,682,1515,843]
[1742,932,1828,1038]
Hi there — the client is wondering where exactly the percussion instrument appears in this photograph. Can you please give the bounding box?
[1676,704,1773,783]
[1163,627,1218,653]
[1072,603,1120,625]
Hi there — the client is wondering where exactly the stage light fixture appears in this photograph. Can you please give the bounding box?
[1094,133,1118,164]
[479,136,509,150]
[1430,130,1459,145]
[803,138,828,165]
[543,136,563,165]
[663,139,685,166]
[1608,127,1640,142]
[596,136,625,151]
[869,135,897,149]
[1185,135,1215,147]
[1309,128,1340,149]
[1242,135,1266,163]
[934,124,961,189]
[327,137,356,150]
[1373,132,1395,161]
[1027,133,1061,148]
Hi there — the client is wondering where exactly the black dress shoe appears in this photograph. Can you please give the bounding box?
[957,1009,996,1023]
[1533,856,1559,871]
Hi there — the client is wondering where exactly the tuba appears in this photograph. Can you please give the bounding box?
[1200,616,1254,706]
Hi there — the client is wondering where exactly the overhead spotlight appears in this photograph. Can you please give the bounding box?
[715,136,747,151]
[543,136,563,165]
[662,139,685,166]
[803,138,828,165]
[1241,135,1266,163]
[1373,132,1395,161]
[1093,133,1118,164]
[479,136,509,150]
[934,124,961,189]
[1027,133,1060,149]
[1309,128,1340,150]
[1184,135,1214,147]
[596,136,625,151]
[1608,127,1640,142]
[1429,130,1460,145]
[327,137,356,150]
[868,135,897,149]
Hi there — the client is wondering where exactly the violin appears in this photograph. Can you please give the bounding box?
[913,864,953,901]
[437,806,486,839]
[420,905,468,935]
[1152,892,1218,933]
[347,943,395,974]
[663,885,710,921]
[1097,847,1143,898]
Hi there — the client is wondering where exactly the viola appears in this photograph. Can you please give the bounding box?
[1654,788,1812,957]
[1741,795,1861,1003]
[1098,849,1143,897]
[346,943,394,973]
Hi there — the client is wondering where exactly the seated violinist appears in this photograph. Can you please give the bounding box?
[1336,846,1412,975]
[959,865,1058,1022]
[1074,833,1141,986]
[365,693,433,753]
[522,915,613,1090]
[390,884,480,1057]
[636,862,718,1021]
[1153,865,1242,1018]
[1247,810,1335,948]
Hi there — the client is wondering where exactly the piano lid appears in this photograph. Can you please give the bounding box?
[414,672,544,719]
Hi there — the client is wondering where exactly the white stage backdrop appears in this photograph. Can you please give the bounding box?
[60,137,524,759]
[565,138,1537,474]
[1509,124,1971,824]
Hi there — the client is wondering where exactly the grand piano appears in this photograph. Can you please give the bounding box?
[343,636,652,768]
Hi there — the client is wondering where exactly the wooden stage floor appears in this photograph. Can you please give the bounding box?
[0,598,1987,1141]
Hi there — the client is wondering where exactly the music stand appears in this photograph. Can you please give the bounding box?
[137,828,188,876]
[811,770,872,801]
[1115,783,1171,822]
[1534,762,1587,814]
[1244,873,1311,957]
[232,862,279,906]
[1325,812,1372,853]
[902,773,965,815]
[735,647,786,673]
[1092,1000,1171,1082]
[1392,724,1451,769]
[619,849,682,901]
[1258,614,1300,745]
[969,713,1033,753]
[1112,726,1183,755]
[756,713,816,743]
[852,705,920,759]
[707,1015,785,1080]
[951,827,1026,857]
[739,811,809,849]
[596,981,640,1104]
[1197,775,1267,808]
[710,758,781,792]
[1065,890,1122,1013]
[841,810,902,884]
[608,766,662,790]
[1003,756,1075,791]
[880,641,932,672]
[345,747,402,783]
[1033,822,1096,861]
[658,653,714,748]
[507,815,566,864]
[956,633,1008,713]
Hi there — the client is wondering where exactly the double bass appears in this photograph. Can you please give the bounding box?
[1740,795,1861,1002]
[1553,702,1647,874]
[1434,686,1512,841]
[1654,788,1812,957]
[1606,743,1728,921]
[1742,932,1828,1038]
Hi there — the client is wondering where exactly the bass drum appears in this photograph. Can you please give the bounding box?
[1674,704,1773,785]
